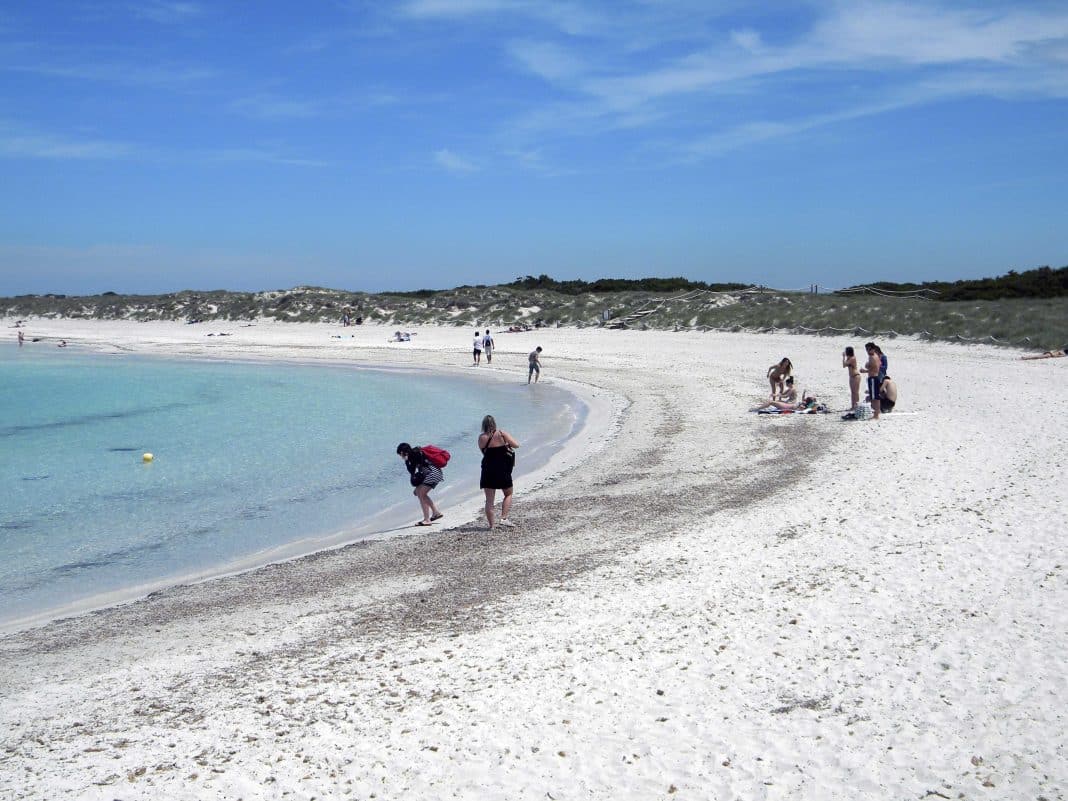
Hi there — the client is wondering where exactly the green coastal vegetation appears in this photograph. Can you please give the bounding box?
[2,266,1064,350]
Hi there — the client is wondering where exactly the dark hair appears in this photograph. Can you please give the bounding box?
[785,376,794,384]
[864,342,875,350]
[396,442,412,456]
[845,346,854,356]
[872,344,883,355]
[536,346,542,352]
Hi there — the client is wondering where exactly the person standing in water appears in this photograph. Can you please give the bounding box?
[528,346,542,384]
[477,414,519,529]
[396,443,444,526]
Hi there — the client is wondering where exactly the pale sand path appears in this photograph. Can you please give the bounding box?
[0,320,1065,800]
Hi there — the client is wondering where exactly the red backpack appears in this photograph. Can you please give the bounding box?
[421,444,451,468]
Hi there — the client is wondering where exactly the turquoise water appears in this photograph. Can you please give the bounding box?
[0,348,580,629]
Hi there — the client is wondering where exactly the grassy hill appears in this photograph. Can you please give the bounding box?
[2,271,1065,350]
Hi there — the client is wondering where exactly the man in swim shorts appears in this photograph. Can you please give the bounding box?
[528,346,542,384]
[861,342,882,419]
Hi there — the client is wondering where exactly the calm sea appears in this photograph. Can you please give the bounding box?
[0,348,581,630]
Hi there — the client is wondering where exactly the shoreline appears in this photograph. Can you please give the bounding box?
[0,322,621,635]
[1,319,1064,799]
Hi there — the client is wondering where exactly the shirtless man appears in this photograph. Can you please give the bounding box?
[879,375,898,412]
[527,346,542,384]
[860,342,882,418]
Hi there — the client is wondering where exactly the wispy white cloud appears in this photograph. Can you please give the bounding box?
[0,121,327,166]
[401,0,606,36]
[403,0,521,19]
[4,56,216,89]
[492,2,1068,158]
[434,148,479,172]
[229,95,324,120]
[0,129,135,160]
[201,147,330,168]
[132,1,205,25]
[508,40,585,82]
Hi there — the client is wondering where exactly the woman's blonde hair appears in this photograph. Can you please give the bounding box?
[481,414,497,434]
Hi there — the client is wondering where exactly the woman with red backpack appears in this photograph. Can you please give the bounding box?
[396,442,445,527]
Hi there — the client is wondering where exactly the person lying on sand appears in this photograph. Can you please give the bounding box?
[1020,348,1066,360]
[751,394,817,413]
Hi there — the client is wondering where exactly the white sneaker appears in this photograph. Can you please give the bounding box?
[498,518,515,527]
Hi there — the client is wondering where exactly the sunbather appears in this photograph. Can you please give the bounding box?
[751,394,816,413]
[1020,348,1066,360]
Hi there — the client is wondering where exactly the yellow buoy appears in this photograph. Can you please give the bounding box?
[142,453,154,463]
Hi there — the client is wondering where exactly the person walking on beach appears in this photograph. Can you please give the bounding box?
[396,443,445,527]
[861,342,882,418]
[528,346,542,384]
[842,346,860,410]
[767,358,792,399]
[472,330,483,366]
[478,414,519,529]
[483,329,494,364]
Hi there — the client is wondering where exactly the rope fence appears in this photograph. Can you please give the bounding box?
[671,323,1040,348]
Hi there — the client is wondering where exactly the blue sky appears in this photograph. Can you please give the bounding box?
[1,0,1066,295]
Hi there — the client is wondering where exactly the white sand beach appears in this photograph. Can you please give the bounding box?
[1,319,1065,800]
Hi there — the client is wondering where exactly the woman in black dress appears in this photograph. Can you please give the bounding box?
[478,415,520,529]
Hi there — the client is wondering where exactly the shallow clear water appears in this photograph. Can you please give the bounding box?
[0,348,580,628]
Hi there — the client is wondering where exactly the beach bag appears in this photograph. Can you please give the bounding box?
[421,445,450,468]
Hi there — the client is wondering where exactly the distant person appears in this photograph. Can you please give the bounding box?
[483,329,495,364]
[17,330,24,347]
[751,394,817,413]
[879,375,898,412]
[842,346,860,410]
[754,377,797,409]
[57,340,67,348]
[478,414,520,529]
[396,443,444,527]
[874,343,888,380]
[528,346,542,384]
[1021,348,1066,360]
[767,358,793,399]
[778,377,797,403]
[472,330,483,366]
[860,342,882,418]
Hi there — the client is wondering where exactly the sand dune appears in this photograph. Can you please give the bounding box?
[1,319,1064,800]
